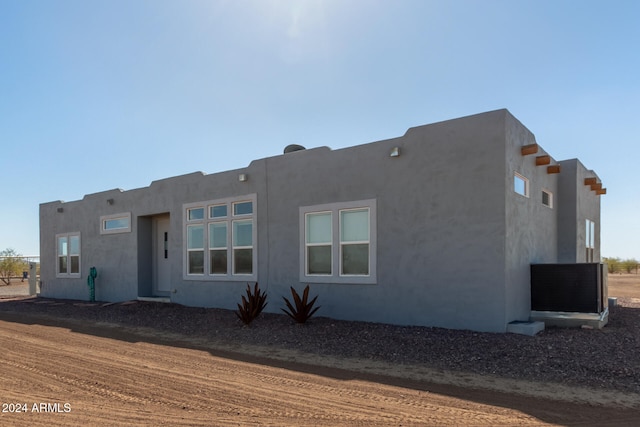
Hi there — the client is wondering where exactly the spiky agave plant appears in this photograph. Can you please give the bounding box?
[281,285,320,324]
[235,282,268,325]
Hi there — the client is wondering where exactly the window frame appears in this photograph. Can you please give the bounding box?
[586,219,595,262]
[339,208,371,276]
[56,232,81,278]
[541,189,553,208]
[183,194,257,281]
[186,223,205,275]
[208,221,228,275]
[187,207,205,221]
[100,212,132,235]
[300,199,376,285]
[305,211,333,276]
[514,172,529,198]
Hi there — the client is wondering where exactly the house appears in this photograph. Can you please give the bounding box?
[39,109,605,333]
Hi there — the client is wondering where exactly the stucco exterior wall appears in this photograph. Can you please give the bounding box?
[38,109,603,333]
[40,168,270,303]
[40,188,143,302]
[557,159,601,263]
[504,114,559,325]
[261,109,508,331]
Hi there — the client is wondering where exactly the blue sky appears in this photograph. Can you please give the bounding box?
[1,0,638,259]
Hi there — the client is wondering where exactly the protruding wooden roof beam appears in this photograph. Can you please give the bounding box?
[547,165,561,174]
[521,144,539,156]
[535,155,551,166]
[584,177,597,185]
[590,183,603,191]
[596,188,607,195]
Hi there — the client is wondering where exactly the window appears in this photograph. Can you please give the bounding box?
[340,209,370,275]
[210,204,227,218]
[56,233,81,277]
[300,199,376,284]
[542,190,553,208]
[209,222,227,274]
[233,219,253,274]
[184,194,256,280]
[586,219,595,262]
[187,224,204,274]
[306,212,332,275]
[514,173,529,197]
[100,212,131,234]
[188,207,205,221]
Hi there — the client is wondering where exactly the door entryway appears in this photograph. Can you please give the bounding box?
[152,215,171,296]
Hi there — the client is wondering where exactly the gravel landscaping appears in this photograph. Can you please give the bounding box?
[1,290,639,396]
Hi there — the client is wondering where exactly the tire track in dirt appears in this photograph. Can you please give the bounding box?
[0,319,551,426]
[215,363,527,425]
[3,316,638,426]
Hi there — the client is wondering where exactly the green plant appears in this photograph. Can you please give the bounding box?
[603,257,621,274]
[281,285,320,324]
[622,258,639,274]
[235,283,268,325]
[604,257,639,274]
[0,248,27,285]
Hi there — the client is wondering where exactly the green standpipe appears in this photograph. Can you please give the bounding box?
[87,267,97,302]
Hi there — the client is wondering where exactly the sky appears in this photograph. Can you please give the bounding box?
[1,0,638,259]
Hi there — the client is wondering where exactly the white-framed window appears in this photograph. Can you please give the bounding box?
[586,219,595,262]
[305,211,332,275]
[187,224,204,274]
[184,194,257,281]
[100,212,132,234]
[541,190,553,208]
[514,172,529,197]
[300,199,376,284]
[56,232,81,277]
[340,208,371,275]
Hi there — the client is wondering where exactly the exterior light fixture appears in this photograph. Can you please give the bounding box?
[57,207,64,213]
[238,173,248,182]
[107,198,114,205]
[390,147,400,157]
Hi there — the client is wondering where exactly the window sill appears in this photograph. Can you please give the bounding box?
[183,274,258,282]
[302,275,377,285]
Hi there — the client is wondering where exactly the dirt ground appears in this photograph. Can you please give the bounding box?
[608,273,640,298]
[1,276,639,426]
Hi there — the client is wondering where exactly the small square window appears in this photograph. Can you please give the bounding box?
[514,173,529,197]
[542,190,553,208]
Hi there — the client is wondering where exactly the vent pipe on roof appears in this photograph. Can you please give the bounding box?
[284,144,306,154]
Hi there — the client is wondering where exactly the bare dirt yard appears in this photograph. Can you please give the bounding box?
[0,275,639,426]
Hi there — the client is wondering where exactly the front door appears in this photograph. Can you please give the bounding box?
[152,215,171,295]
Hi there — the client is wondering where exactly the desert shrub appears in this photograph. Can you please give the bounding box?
[235,283,268,325]
[622,259,639,274]
[604,257,639,274]
[281,285,320,324]
[603,257,621,274]
[0,248,27,285]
